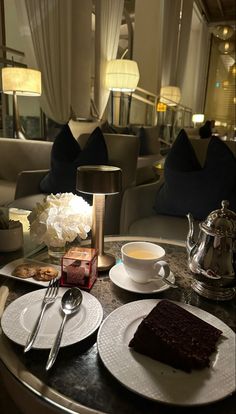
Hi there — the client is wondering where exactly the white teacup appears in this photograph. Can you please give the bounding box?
[121,242,171,285]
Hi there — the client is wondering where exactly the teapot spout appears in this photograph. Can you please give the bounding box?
[186,213,196,255]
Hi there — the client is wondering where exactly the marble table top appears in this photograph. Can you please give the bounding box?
[0,237,235,414]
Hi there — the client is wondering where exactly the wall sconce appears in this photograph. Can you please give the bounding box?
[105,59,140,125]
[160,86,181,106]
[192,113,204,127]
[1,67,41,139]
[218,41,235,55]
[76,165,122,271]
[212,25,234,40]
[229,63,236,77]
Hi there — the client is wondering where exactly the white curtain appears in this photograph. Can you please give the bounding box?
[94,0,124,119]
[161,0,193,90]
[175,0,193,89]
[15,0,92,124]
[161,0,181,87]
[193,21,211,113]
[181,7,210,112]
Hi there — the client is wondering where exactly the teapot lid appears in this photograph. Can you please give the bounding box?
[200,200,236,237]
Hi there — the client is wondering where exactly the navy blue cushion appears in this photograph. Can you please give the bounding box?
[154,131,236,219]
[137,127,149,156]
[40,126,108,194]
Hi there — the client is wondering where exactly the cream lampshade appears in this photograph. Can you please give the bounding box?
[77,165,122,271]
[192,113,204,127]
[1,67,41,139]
[106,59,139,125]
[192,114,204,124]
[106,59,140,92]
[160,86,181,106]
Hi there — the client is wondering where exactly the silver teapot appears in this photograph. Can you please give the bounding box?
[187,200,236,301]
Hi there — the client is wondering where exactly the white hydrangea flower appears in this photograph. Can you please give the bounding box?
[28,193,92,247]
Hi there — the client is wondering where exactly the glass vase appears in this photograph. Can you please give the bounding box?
[47,244,66,264]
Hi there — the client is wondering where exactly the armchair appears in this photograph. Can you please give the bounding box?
[120,137,236,244]
[7,133,140,235]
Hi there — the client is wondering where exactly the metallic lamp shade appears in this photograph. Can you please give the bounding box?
[76,165,122,272]
[76,165,122,195]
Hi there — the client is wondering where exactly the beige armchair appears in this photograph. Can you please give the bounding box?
[120,138,236,243]
[6,133,140,235]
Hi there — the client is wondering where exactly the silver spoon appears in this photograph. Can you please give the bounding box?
[46,287,83,371]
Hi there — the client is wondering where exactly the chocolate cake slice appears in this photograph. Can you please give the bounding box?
[129,300,222,372]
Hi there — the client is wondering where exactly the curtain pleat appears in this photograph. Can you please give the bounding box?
[15,0,92,124]
[94,0,124,119]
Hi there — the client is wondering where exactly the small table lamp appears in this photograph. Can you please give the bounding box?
[77,165,122,271]
[1,67,41,139]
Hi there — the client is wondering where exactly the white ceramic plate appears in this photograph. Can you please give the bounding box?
[0,258,61,287]
[109,262,175,294]
[1,287,103,349]
[97,299,236,406]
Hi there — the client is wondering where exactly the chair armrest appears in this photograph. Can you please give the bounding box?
[15,169,49,199]
[120,177,164,234]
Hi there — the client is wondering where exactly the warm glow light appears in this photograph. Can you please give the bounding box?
[106,59,140,92]
[230,63,236,77]
[192,114,204,124]
[222,80,229,89]
[156,102,167,112]
[218,41,235,54]
[212,25,234,40]
[234,97,236,104]
[160,86,181,106]
[2,67,41,96]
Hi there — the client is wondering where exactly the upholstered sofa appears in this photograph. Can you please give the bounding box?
[0,132,140,235]
[120,137,236,244]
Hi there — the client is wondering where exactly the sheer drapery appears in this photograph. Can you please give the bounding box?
[94,0,124,119]
[175,0,194,89]
[161,0,181,87]
[181,9,210,112]
[161,0,193,90]
[133,0,165,95]
[193,20,211,113]
[15,0,92,124]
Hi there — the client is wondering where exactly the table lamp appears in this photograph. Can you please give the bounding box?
[77,165,122,271]
[1,67,41,139]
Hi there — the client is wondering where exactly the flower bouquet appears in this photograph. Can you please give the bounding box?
[28,193,92,259]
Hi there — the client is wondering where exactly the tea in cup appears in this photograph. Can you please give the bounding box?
[121,242,171,284]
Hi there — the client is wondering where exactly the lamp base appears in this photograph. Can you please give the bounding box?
[97,253,116,272]
[14,129,27,140]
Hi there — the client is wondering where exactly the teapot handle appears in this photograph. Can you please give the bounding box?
[202,269,221,280]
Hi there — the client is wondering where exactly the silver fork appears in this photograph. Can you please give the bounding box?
[24,279,59,353]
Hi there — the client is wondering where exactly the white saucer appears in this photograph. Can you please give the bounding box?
[109,262,175,294]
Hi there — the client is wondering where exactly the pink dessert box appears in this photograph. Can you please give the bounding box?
[61,247,98,290]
